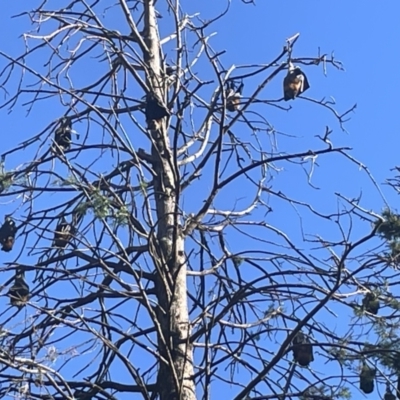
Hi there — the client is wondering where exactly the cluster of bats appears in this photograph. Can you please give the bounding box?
[51,62,308,150]
[293,292,397,399]
[4,216,73,309]
[52,95,172,150]
[224,62,309,113]
[359,363,400,400]
[139,63,309,131]
[359,292,394,398]
[44,66,400,399]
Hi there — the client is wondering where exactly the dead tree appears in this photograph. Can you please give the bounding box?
[0,1,396,400]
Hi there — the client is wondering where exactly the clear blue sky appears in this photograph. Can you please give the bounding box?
[0,1,399,399]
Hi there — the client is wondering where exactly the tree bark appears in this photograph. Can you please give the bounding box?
[143,1,195,399]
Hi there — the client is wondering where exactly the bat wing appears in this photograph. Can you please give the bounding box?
[283,75,293,101]
[301,73,310,94]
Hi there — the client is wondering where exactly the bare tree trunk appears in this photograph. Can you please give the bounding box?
[143,1,195,399]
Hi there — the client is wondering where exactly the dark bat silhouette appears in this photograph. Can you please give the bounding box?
[225,81,244,112]
[8,270,29,308]
[292,331,314,367]
[53,117,73,154]
[360,362,375,394]
[384,383,396,400]
[283,64,310,101]
[145,94,170,130]
[0,216,17,252]
[362,292,380,315]
[53,217,73,248]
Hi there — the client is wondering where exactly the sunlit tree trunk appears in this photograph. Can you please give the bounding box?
[143,1,195,399]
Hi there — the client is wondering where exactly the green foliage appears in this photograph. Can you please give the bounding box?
[387,296,400,311]
[375,208,400,259]
[74,201,90,217]
[114,206,130,226]
[0,157,12,193]
[328,345,353,368]
[337,387,351,400]
[375,340,400,372]
[58,175,79,186]
[300,385,332,400]
[376,209,400,241]
[389,241,400,258]
[74,192,129,227]
[90,190,110,219]
[139,179,149,192]
[0,172,13,193]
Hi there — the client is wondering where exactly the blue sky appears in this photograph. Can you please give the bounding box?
[0,1,399,399]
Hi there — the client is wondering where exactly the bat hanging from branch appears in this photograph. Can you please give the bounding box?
[8,270,29,309]
[362,292,380,315]
[0,216,17,252]
[384,382,396,400]
[53,217,73,248]
[145,94,171,130]
[52,117,79,154]
[53,117,72,153]
[283,63,310,101]
[292,331,314,367]
[225,80,244,112]
[359,362,375,394]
